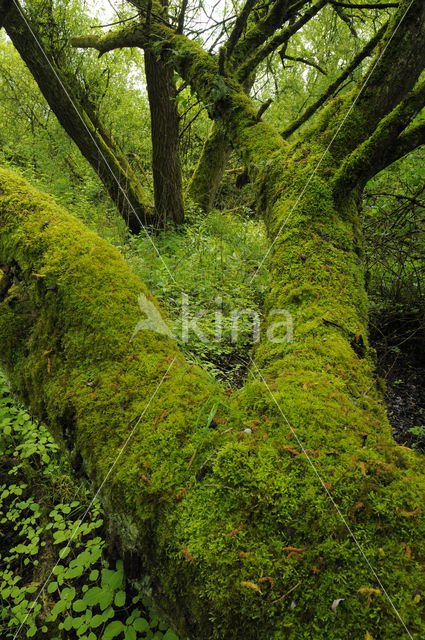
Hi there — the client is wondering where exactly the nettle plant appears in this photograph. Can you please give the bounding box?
[0,371,180,640]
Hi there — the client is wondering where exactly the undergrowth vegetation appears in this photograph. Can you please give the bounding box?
[364,149,425,362]
[0,370,180,640]
[124,207,269,386]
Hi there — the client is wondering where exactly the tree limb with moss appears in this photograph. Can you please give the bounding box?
[3,0,155,233]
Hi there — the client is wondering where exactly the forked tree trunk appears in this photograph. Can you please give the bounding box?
[1,159,425,639]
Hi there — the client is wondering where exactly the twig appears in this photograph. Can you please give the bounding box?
[272,581,301,604]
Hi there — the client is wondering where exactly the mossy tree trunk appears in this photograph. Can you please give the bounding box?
[3,0,154,233]
[1,157,425,638]
[2,1,425,638]
[187,120,232,211]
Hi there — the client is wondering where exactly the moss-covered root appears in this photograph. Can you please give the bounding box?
[1,168,425,640]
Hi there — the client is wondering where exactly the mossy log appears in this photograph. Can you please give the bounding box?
[1,168,425,639]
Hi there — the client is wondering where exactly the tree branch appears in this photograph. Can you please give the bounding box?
[176,0,188,34]
[331,1,399,8]
[236,0,328,81]
[225,0,257,59]
[333,4,358,38]
[229,0,293,70]
[379,122,425,169]
[281,53,327,75]
[333,81,425,193]
[281,23,386,138]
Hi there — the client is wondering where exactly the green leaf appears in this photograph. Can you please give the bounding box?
[62,586,76,603]
[133,617,150,633]
[49,598,67,619]
[163,630,180,640]
[124,627,137,640]
[114,590,126,607]
[73,599,87,613]
[99,590,114,611]
[82,586,102,607]
[101,567,123,591]
[89,614,104,628]
[103,620,125,640]
[47,581,58,594]
[63,616,74,631]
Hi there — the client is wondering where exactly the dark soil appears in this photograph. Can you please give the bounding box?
[375,345,425,452]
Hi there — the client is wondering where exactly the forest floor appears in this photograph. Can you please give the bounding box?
[374,342,425,451]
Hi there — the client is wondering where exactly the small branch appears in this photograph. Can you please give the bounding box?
[364,191,425,208]
[281,54,327,75]
[331,2,398,8]
[272,582,301,605]
[128,153,153,193]
[179,106,204,137]
[333,5,358,38]
[256,98,273,120]
[91,14,140,29]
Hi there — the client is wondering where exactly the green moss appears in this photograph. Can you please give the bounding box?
[1,167,425,640]
[187,121,231,211]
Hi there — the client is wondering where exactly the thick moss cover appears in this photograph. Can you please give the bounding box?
[1,158,425,640]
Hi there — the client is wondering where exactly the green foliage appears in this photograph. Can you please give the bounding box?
[363,147,425,355]
[408,425,425,451]
[125,206,269,384]
[0,15,150,240]
[0,370,180,639]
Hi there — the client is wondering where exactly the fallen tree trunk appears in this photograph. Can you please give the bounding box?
[1,167,425,639]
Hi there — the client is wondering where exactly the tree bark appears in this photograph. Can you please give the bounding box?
[145,50,185,226]
[187,120,232,211]
[3,0,154,233]
[0,0,11,27]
